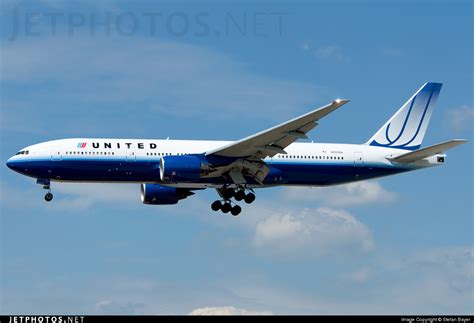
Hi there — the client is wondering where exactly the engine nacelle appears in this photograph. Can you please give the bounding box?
[140,183,193,205]
[159,155,210,182]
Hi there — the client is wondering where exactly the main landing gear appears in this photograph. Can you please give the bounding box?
[211,200,242,216]
[211,187,255,216]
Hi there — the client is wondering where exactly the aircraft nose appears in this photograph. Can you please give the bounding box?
[6,156,14,169]
[6,156,22,171]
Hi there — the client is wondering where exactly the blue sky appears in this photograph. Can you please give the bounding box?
[0,0,472,315]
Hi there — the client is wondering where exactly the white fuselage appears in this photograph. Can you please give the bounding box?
[6,138,443,188]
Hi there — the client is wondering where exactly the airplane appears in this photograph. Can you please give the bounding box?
[5,82,467,216]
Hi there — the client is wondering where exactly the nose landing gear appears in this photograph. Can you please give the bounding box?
[37,178,53,202]
[44,191,54,202]
[43,184,53,202]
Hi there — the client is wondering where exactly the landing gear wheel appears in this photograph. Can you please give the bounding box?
[222,189,235,200]
[211,200,222,211]
[231,205,242,216]
[44,192,53,202]
[244,192,255,204]
[221,202,232,213]
[235,190,245,201]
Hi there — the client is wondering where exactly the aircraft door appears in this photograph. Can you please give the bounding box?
[126,149,136,162]
[354,151,364,167]
[51,147,62,161]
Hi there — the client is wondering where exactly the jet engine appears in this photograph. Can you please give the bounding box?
[159,155,210,182]
[140,183,194,205]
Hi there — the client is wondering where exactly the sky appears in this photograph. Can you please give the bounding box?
[0,0,473,315]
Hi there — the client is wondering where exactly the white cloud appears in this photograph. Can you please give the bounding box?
[301,42,310,51]
[380,47,404,57]
[253,207,374,256]
[181,181,395,257]
[3,245,471,314]
[399,246,474,296]
[343,267,371,283]
[228,246,474,314]
[50,182,139,211]
[315,45,350,63]
[1,35,328,136]
[0,180,141,212]
[369,246,474,314]
[94,300,145,314]
[446,105,474,132]
[301,43,350,63]
[282,181,396,207]
[189,306,272,315]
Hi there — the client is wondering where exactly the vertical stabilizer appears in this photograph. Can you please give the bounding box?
[366,82,442,150]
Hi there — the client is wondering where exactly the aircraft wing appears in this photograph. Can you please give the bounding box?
[206,99,350,159]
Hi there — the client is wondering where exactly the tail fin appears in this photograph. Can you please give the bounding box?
[366,82,442,150]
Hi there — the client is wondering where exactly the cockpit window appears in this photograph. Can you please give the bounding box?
[15,150,29,155]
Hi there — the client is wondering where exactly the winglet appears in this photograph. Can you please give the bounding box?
[333,99,350,105]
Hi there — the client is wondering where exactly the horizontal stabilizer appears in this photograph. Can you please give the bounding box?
[389,139,467,163]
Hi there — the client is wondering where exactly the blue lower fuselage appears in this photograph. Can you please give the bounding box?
[7,157,407,187]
